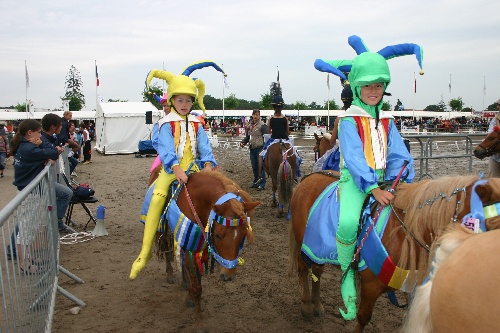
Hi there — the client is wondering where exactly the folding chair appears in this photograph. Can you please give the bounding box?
[61,173,99,231]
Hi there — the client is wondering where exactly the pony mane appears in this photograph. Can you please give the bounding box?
[200,169,256,242]
[199,169,252,202]
[391,175,480,285]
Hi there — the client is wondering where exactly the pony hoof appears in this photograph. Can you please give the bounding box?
[219,274,233,282]
[276,211,285,218]
[185,298,195,308]
[313,309,325,318]
[181,281,188,290]
[271,201,278,207]
[166,276,176,284]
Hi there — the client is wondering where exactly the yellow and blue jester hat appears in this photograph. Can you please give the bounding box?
[145,60,226,115]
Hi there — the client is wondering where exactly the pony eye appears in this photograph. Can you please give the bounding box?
[214,233,222,240]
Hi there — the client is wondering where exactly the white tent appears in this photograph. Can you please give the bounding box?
[94,101,162,155]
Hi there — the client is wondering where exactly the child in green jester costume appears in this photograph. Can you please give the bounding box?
[335,52,415,320]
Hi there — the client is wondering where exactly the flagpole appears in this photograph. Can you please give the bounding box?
[448,73,452,119]
[222,64,225,124]
[483,75,486,111]
[95,60,98,111]
[25,60,29,117]
[327,74,330,129]
[412,72,416,119]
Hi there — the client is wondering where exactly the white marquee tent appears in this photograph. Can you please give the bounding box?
[94,101,162,155]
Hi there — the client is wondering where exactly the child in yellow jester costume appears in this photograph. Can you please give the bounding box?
[335,52,414,320]
[130,67,218,280]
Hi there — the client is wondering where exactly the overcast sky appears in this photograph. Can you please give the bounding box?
[1,0,499,112]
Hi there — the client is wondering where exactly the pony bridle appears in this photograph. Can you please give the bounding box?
[206,193,247,269]
[477,134,500,157]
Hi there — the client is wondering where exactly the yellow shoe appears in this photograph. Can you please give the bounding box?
[129,252,152,280]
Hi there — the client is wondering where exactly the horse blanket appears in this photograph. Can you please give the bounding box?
[301,180,412,291]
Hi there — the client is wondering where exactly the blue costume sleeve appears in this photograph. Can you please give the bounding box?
[385,121,415,183]
[339,119,380,193]
[157,122,180,173]
[152,123,159,150]
[196,126,218,169]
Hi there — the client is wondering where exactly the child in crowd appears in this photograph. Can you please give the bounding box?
[335,52,414,320]
[10,119,60,273]
[130,68,217,280]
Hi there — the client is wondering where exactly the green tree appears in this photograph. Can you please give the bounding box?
[449,97,463,111]
[323,99,340,110]
[486,101,500,111]
[14,102,27,112]
[142,83,163,110]
[224,93,239,110]
[381,101,392,111]
[260,93,272,109]
[203,95,223,110]
[291,101,308,110]
[62,65,85,110]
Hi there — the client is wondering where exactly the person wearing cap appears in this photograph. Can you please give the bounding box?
[130,71,217,280]
[240,109,268,190]
[335,52,414,320]
[260,95,302,180]
[487,99,500,177]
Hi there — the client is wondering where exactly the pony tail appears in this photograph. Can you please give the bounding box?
[277,160,294,204]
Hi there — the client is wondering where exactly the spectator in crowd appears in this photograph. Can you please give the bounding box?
[39,114,74,232]
[487,100,500,177]
[58,111,72,145]
[80,123,92,164]
[240,109,268,190]
[0,125,9,178]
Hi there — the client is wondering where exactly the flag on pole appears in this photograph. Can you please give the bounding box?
[413,78,416,93]
[483,76,486,95]
[25,61,30,88]
[327,74,330,90]
[95,61,99,87]
[448,74,451,94]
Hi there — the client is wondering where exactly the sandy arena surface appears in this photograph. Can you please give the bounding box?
[0,134,490,332]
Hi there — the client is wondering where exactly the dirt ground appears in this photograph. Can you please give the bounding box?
[0,134,490,333]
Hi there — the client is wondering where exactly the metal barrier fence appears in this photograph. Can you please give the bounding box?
[403,133,486,180]
[0,147,85,332]
[0,165,58,332]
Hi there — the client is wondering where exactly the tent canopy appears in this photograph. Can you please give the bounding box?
[94,102,162,155]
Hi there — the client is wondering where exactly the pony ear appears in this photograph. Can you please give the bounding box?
[475,184,493,203]
[243,201,261,213]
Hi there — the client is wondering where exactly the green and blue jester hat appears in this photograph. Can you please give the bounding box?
[314,35,424,126]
